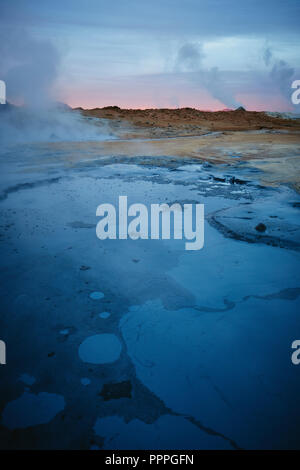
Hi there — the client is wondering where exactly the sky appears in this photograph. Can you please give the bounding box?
[1,0,300,110]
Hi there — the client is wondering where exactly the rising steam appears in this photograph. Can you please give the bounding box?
[174,42,242,109]
[0,27,110,146]
[263,47,295,104]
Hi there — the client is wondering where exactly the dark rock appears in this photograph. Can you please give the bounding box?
[99,380,132,401]
[102,105,121,110]
[213,176,226,182]
[230,176,247,185]
[255,223,266,233]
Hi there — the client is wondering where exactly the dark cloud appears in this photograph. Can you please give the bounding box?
[263,47,272,67]
[175,43,205,72]
[2,0,300,37]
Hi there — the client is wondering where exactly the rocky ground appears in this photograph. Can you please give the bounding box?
[77,107,300,192]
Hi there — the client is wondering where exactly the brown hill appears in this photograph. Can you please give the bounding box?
[75,106,300,133]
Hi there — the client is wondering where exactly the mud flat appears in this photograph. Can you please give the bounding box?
[77,107,300,192]
[0,111,300,449]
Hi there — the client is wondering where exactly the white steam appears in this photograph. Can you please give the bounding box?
[0,105,112,146]
[263,46,296,107]
[0,27,59,108]
[174,42,242,109]
[0,27,112,145]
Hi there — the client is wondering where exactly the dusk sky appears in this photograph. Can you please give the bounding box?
[1,0,300,110]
